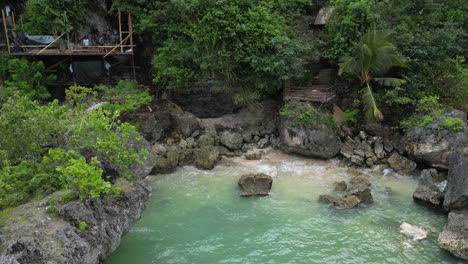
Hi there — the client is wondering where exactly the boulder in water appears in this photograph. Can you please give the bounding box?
[319,194,340,204]
[279,107,341,159]
[438,210,468,261]
[349,176,371,187]
[220,131,243,150]
[334,181,347,191]
[194,146,220,170]
[444,147,468,211]
[401,110,467,169]
[400,222,429,241]
[413,169,447,210]
[238,173,273,197]
[333,195,361,209]
[387,153,417,173]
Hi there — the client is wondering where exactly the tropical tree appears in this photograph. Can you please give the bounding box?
[339,28,406,121]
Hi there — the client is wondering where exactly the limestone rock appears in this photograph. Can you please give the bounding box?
[279,116,340,159]
[350,176,371,187]
[400,222,429,241]
[0,180,151,264]
[198,133,215,147]
[194,146,220,170]
[387,153,417,173]
[238,173,273,197]
[319,194,340,204]
[444,147,468,210]
[219,131,243,150]
[333,195,361,209]
[402,111,467,168]
[438,210,468,261]
[130,111,172,144]
[374,138,386,159]
[257,137,269,149]
[413,169,446,210]
[334,181,347,191]
[245,149,262,160]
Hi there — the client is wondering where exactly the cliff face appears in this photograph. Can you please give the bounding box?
[0,179,151,264]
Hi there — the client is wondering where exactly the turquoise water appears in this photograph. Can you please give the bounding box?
[109,153,462,264]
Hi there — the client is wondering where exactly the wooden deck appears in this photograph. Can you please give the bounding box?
[284,84,336,103]
[284,68,337,103]
[11,48,134,57]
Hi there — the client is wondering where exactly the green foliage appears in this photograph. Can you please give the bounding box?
[440,117,466,133]
[343,109,360,125]
[22,0,89,34]
[46,205,58,214]
[57,155,116,199]
[79,221,88,231]
[280,101,337,130]
[144,0,314,101]
[98,81,153,114]
[0,80,151,208]
[0,58,56,101]
[0,96,67,164]
[339,28,406,122]
[400,96,445,130]
[323,0,385,62]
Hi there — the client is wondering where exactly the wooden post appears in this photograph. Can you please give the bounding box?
[118,11,123,52]
[11,11,16,29]
[128,13,133,53]
[67,32,71,50]
[2,8,11,55]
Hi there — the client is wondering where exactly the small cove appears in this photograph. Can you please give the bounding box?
[109,152,462,264]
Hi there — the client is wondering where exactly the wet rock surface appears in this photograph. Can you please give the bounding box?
[413,169,447,210]
[443,146,468,211]
[0,180,151,264]
[402,111,467,169]
[319,175,373,209]
[238,173,273,197]
[387,153,417,173]
[438,210,468,261]
[279,118,341,159]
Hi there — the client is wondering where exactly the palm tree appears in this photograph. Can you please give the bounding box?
[338,28,406,121]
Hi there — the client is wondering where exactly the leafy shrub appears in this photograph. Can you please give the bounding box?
[323,0,385,62]
[440,117,466,132]
[148,0,313,101]
[0,58,56,101]
[400,96,445,130]
[57,155,117,199]
[79,221,88,231]
[0,96,67,164]
[280,101,337,130]
[0,81,151,208]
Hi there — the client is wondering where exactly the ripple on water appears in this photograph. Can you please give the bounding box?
[109,152,464,264]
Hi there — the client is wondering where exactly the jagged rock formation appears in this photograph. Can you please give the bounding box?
[0,180,151,264]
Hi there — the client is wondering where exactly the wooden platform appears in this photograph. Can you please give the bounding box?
[11,49,134,57]
[284,68,337,103]
[284,84,336,103]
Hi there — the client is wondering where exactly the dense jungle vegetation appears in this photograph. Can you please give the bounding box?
[0,0,466,208]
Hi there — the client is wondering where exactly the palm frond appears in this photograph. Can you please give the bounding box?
[373,77,406,87]
[362,83,383,122]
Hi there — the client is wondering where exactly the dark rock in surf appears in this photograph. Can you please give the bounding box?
[238,173,273,197]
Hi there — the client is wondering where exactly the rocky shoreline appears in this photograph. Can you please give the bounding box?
[0,100,466,263]
[0,179,151,264]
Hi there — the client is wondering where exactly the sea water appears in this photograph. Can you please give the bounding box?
[108,152,462,264]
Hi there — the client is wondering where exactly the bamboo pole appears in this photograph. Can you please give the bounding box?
[2,8,11,55]
[118,11,123,52]
[128,13,133,52]
[67,32,71,50]
[103,31,133,58]
[11,11,16,29]
[35,32,67,55]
